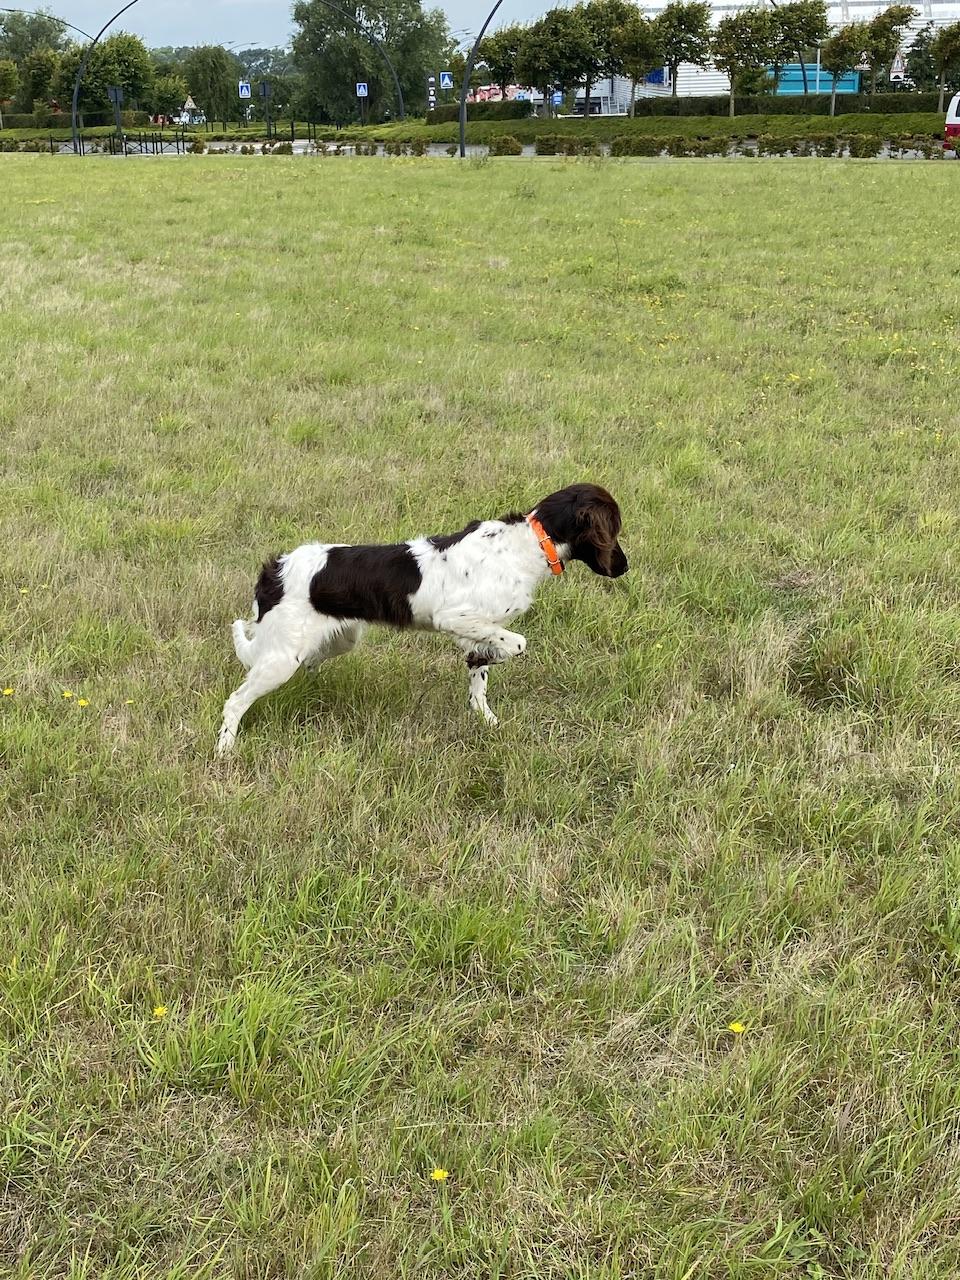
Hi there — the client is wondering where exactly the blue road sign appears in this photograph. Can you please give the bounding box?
[238,80,251,99]
[356,82,368,97]
[552,91,563,106]
[440,71,454,90]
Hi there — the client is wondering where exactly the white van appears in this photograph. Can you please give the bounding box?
[947,92,960,150]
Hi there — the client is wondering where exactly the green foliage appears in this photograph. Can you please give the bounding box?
[0,9,68,65]
[771,0,830,91]
[862,4,918,94]
[579,0,638,104]
[427,100,531,123]
[515,7,596,115]
[488,131,522,154]
[611,9,662,113]
[292,0,451,122]
[712,7,778,115]
[654,1,712,95]
[905,23,939,92]
[16,46,59,112]
[0,57,17,105]
[55,33,155,115]
[152,72,188,116]
[183,46,240,122]
[930,22,960,109]
[477,23,526,97]
[822,22,868,113]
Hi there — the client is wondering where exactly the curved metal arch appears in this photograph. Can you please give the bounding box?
[307,0,405,121]
[71,0,140,154]
[457,0,503,158]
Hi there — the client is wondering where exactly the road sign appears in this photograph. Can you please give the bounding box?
[440,70,454,90]
[552,91,563,106]
[238,80,251,99]
[356,82,368,97]
[259,80,272,99]
[890,50,906,80]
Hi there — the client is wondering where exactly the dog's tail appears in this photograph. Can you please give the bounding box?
[232,619,257,669]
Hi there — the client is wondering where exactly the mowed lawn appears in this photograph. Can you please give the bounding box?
[2,153,960,1278]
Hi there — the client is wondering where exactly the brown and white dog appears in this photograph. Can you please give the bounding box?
[217,483,627,754]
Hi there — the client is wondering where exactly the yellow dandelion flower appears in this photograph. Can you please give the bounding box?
[153,1005,168,1018]
[62,690,74,699]
[125,699,134,705]
[430,1167,449,1182]
[19,588,29,595]
[728,1021,747,1034]
[77,698,89,707]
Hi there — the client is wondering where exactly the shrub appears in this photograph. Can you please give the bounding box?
[622,90,945,117]
[428,100,532,124]
[489,133,522,156]
[610,134,663,156]
[188,137,206,154]
[410,137,427,155]
[534,134,558,155]
[847,133,882,158]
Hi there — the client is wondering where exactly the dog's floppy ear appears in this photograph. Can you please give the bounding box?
[577,496,620,576]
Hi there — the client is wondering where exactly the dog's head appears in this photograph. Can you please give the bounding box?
[534,483,628,578]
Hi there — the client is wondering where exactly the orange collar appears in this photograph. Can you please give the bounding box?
[526,513,564,575]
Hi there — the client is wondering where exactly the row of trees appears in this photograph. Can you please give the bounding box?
[476,1,959,119]
[822,13,960,112]
[0,0,453,124]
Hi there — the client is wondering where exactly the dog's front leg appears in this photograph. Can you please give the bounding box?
[440,615,527,725]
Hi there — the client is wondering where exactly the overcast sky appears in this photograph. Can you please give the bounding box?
[56,0,542,50]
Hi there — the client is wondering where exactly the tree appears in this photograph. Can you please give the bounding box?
[0,9,68,65]
[16,45,60,111]
[153,72,189,116]
[771,0,829,94]
[821,21,866,115]
[183,46,241,122]
[610,10,661,115]
[653,1,710,97]
[578,0,636,117]
[931,21,960,111]
[712,6,776,116]
[905,22,937,90]
[0,57,17,127]
[56,33,155,115]
[861,4,916,94]
[477,23,525,98]
[515,8,595,117]
[293,0,451,122]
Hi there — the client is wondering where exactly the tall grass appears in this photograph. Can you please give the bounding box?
[2,155,960,1277]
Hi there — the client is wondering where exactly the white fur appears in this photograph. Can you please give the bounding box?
[216,517,567,755]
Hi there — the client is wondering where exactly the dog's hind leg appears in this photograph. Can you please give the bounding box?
[216,649,302,757]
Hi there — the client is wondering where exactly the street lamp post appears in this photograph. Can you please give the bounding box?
[70,0,140,154]
[457,0,503,158]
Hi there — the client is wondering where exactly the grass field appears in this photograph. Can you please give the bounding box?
[3,154,960,1278]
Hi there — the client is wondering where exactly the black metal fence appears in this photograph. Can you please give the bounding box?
[35,122,324,155]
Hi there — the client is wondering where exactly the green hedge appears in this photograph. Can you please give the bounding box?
[427,101,532,124]
[488,133,523,155]
[0,108,150,129]
[627,91,944,116]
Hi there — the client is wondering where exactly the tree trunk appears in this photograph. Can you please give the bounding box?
[830,76,837,116]
[798,54,808,93]
[583,77,591,117]
[499,79,507,100]
[671,63,678,97]
[729,85,735,117]
[870,67,877,95]
[542,85,550,118]
[939,72,946,113]
[629,75,637,116]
